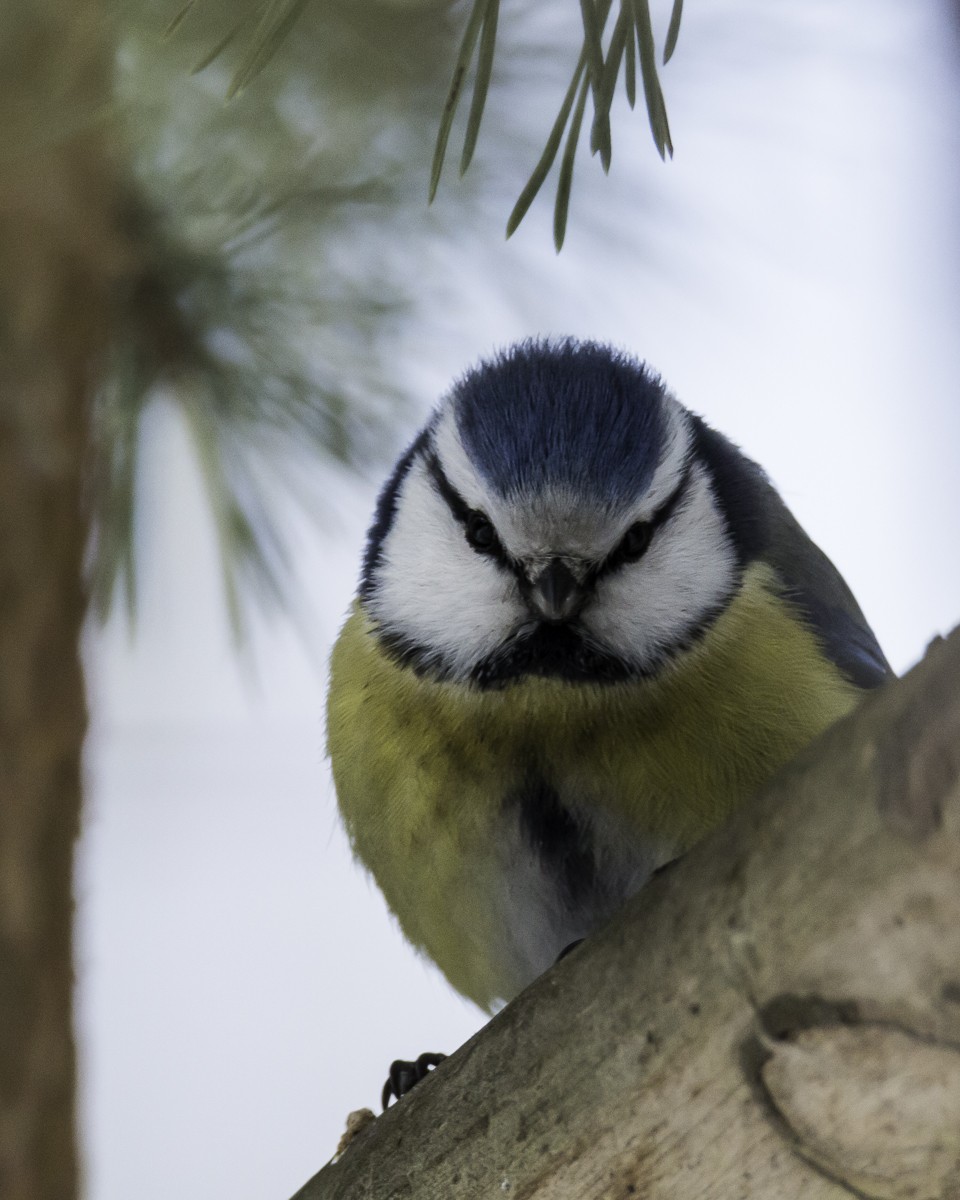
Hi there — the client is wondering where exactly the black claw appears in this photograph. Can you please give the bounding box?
[653,855,682,878]
[556,938,584,963]
[381,1051,447,1109]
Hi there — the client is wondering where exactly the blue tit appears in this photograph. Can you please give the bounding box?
[327,338,891,1014]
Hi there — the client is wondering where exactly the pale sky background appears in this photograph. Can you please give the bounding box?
[77,2,960,1198]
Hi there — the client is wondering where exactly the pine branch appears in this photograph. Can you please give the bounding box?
[89,2,465,632]
[169,0,683,249]
[432,0,679,248]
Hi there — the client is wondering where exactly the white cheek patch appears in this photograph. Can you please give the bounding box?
[583,463,737,669]
[366,461,526,678]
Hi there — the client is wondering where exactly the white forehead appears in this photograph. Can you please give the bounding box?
[432,394,692,560]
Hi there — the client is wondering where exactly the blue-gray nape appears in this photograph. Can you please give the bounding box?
[452,339,668,505]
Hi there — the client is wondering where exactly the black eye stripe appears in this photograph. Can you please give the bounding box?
[592,456,694,582]
[649,457,694,532]
[465,510,498,554]
[425,452,514,568]
[425,449,693,581]
[425,451,472,524]
[619,522,652,561]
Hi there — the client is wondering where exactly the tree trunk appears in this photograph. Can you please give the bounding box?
[0,4,121,1197]
[295,626,960,1199]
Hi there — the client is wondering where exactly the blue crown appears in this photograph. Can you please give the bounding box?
[452,339,667,505]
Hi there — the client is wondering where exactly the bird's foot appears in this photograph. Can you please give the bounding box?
[381,1051,446,1109]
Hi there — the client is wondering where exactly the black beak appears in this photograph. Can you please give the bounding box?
[528,558,586,623]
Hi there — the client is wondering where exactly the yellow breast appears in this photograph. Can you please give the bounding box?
[327,562,861,1007]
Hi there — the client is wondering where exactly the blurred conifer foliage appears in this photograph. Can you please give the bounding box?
[92,0,462,630]
[90,0,680,632]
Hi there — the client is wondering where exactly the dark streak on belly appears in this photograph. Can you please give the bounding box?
[509,773,597,907]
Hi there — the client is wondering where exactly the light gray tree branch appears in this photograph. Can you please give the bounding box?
[294,625,960,1199]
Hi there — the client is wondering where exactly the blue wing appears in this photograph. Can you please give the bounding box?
[689,415,893,691]
[763,504,893,690]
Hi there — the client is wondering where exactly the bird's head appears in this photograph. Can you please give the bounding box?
[360,339,747,687]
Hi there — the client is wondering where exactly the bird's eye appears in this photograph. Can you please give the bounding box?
[465,511,498,555]
[618,521,652,562]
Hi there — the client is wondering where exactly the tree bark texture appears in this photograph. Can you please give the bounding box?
[297,627,960,1199]
[0,4,122,1197]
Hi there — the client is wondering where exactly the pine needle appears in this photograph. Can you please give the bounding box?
[663,0,683,64]
[631,0,673,159]
[163,0,197,40]
[578,0,606,104]
[191,16,245,75]
[429,0,487,201]
[590,2,628,171]
[226,0,314,99]
[90,345,145,623]
[553,69,590,252]
[460,0,500,175]
[505,50,586,238]
[623,3,636,108]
